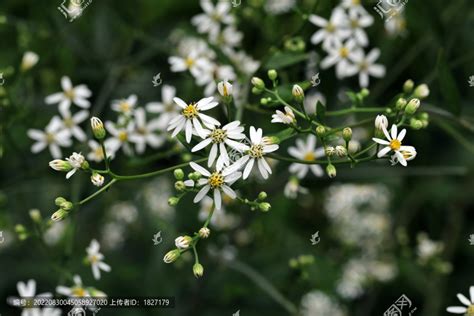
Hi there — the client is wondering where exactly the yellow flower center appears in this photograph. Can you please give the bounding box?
[64,117,74,128]
[389,139,401,150]
[339,47,349,58]
[120,102,130,113]
[352,0,360,4]
[46,133,55,144]
[359,61,369,71]
[64,89,75,100]
[94,147,104,159]
[90,255,99,263]
[182,104,199,119]
[118,131,128,142]
[350,19,359,28]
[222,84,229,96]
[72,287,86,297]
[137,127,147,135]
[304,152,315,161]
[208,172,224,189]
[185,57,195,68]
[467,305,474,316]
[210,129,227,143]
[325,23,335,33]
[248,144,264,159]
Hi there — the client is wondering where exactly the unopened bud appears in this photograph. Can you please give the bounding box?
[316,126,326,137]
[189,172,202,181]
[198,227,210,238]
[410,118,423,130]
[325,146,335,156]
[163,249,180,263]
[193,263,204,278]
[375,115,389,130]
[396,98,407,110]
[326,164,336,178]
[292,84,304,102]
[174,181,186,191]
[342,127,352,142]
[51,209,69,222]
[259,202,271,212]
[174,169,184,180]
[49,160,73,172]
[175,236,193,249]
[403,79,414,93]
[217,81,233,97]
[251,77,265,90]
[168,197,180,206]
[262,136,280,145]
[258,191,267,200]
[90,117,106,140]
[414,84,429,99]
[251,87,263,95]
[55,197,67,207]
[335,145,347,157]
[268,69,278,81]
[360,88,369,98]
[29,209,42,223]
[260,98,269,105]
[405,98,420,115]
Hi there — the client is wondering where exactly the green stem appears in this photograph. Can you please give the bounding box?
[78,179,117,205]
[268,153,378,165]
[326,107,388,116]
[100,141,110,171]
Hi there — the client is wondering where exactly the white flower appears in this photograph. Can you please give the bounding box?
[374,114,389,130]
[17,279,51,298]
[385,12,407,37]
[91,173,104,187]
[210,26,243,50]
[200,64,236,96]
[300,291,346,316]
[341,0,370,16]
[168,51,213,78]
[28,117,72,158]
[271,106,296,125]
[146,85,179,130]
[65,152,85,179]
[191,120,247,170]
[21,51,39,71]
[304,92,326,115]
[346,8,374,47]
[105,121,135,156]
[128,108,165,154]
[175,236,192,249]
[16,280,58,316]
[58,106,89,142]
[390,146,417,166]
[309,8,350,50]
[416,233,443,262]
[86,239,111,280]
[111,94,137,115]
[227,126,279,180]
[265,0,296,15]
[87,139,114,162]
[56,275,90,297]
[45,76,91,113]
[189,161,241,210]
[372,124,415,167]
[284,177,309,199]
[192,0,235,39]
[217,80,233,97]
[446,286,474,315]
[288,135,325,178]
[167,96,220,143]
[345,48,386,87]
[320,38,362,79]
[225,50,260,75]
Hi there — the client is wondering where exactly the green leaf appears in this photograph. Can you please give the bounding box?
[270,128,296,143]
[264,52,308,70]
[316,101,326,124]
[436,50,461,115]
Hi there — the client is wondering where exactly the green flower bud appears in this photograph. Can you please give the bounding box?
[55,197,67,207]
[15,224,26,234]
[405,98,420,115]
[80,160,90,171]
[410,118,423,130]
[29,209,42,223]
[325,146,335,157]
[174,169,184,180]
[258,191,267,200]
[163,249,180,263]
[168,197,180,206]
[267,69,278,81]
[326,164,336,178]
[360,88,370,98]
[258,202,271,212]
[403,79,414,93]
[262,135,280,145]
[419,112,429,121]
[316,126,326,137]
[260,98,268,105]
[414,84,429,99]
[49,160,73,172]
[251,77,265,90]
[193,263,204,278]
[174,181,186,192]
[289,258,298,268]
[189,172,202,181]
[51,209,69,222]
[251,87,263,95]
[292,84,304,102]
[342,127,352,142]
[396,98,407,110]
[90,117,106,140]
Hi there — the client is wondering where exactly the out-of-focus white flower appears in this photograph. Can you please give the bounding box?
[110,201,138,224]
[416,233,444,263]
[189,161,241,210]
[57,107,89,142]
[341,0,370,16]
[288,135,324,178]
[210,26,243,50]
[198,196,239,230]
[300,291,346,316]
[192,0,235,39]
[45,76,92,113]
[28,117,72,158]
[320,39,362,79]
[227,126,279,180]
[105,121,135,156]
[309,8,350,50]
[87,140,115,162]
[446,286,474,315]
[44,221,67,246]
[385,11,407,37]
[372,124,415,166]
[128,108,164,154]
[146,85,180,130]
[21,51,39,71]
[225,49,260,75]
[111,94,137,115]
[101,222,126,250]
[303,92,326,115]
[86,239,111,280]
[56,275,90,298]
[169,51,213,78]
[16,279,59,316]
[272,106,296,125]
[192,120,247,169]
[217,80,233,97]
[284,177,309,199]
[167,96,220,143]
[65,152,85,179]
[345,6,373,46]
[199,64,237,96]
[264,0,296,15]
[345,48,386,87]
[374,114,389,130]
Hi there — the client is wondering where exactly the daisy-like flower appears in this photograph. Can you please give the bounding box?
[191,121,247,169]
[341,0,370,16]
[27,117,72,158]
[111,94,137,116]
[209,26,243,50]
[168,51,213,78]
[167,96,220,143]
[58,107,89,142]
[199,64,237,97]
[345,48,386,87]
[105,121,135,156]
[191,0,235,39]
[284,177,309,199]
[86,239,111,280]
[63,152,85,179]
[321,39,362,79]
[189,161,241,210]
[446,286,474,315]
[346,8,374,47]
[288,135,325,178]
[87,140,114,162]
[146,85,179,130]
[227,126,279,180]
[128,108,165,154]
[372,124,414,167]
[45,76,91,113]
[271,106,296,125]
[265,0,296,15]
[390,146,417,166]
[15,280,59,316]
[309,7,350,50]
[56,275,90,298]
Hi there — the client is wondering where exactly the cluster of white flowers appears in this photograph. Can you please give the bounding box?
[300,290,346,316]
[13,279,61,316]
[101,201,138,250]
[446,286,474,315]
[309,1,385,87]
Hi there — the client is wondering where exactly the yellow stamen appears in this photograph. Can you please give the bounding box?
[120,102,130,113]
[46,133,55,144]
[248,144,264,159]
[389,139,401,150]
[208,172,224,189]
[210,129,227,143]
[467,305,474,316]
[325,23,335,33]
[182,104,198,119]
[118,131,128,142]
[339,47,349,58]
[185,57,195,68]
[304,152,315,161]
[64,89,75,100]
[352,0,360,5]
[94,147,104,160]
[64,118,74,128]
[72,287,86,297]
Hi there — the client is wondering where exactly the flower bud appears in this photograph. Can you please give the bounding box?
[374,115,388,130]
[396,98,407,110]
[413,84,429,99]
[29,209,42,223]
[326,164,336,178]
[198,227,210,238]
[325,146,335,157]
[15,224,29,240]
[55,197,67,207]
[405,98,420,115]
[258,202,271,212]
[20,51,39,72]
[410,118,423,130]
[258,191,267,200]
[174,169,184,180]
[189,172,202,181]
[251,77,265,90]
[175,236,193,249]
[163,249,180,263]
[403,79,414,93]
[217,80,233,97]
[80,160,90,171]
[267,69,278,81]
[91,173,104,187]
[260,98,269,105]
[251,87,263,95]
[292,84,304,102]
[49,159,73,172]
[262,136,280,145]
[335,145,347,157]
[316,126,326,137]
[193,263,204,278]
[90,117,106,140]
[174,181,186,191]
[342,127,352,142]
[360,88,369,98]
[168,196,180,206]
[51,209,69,222]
